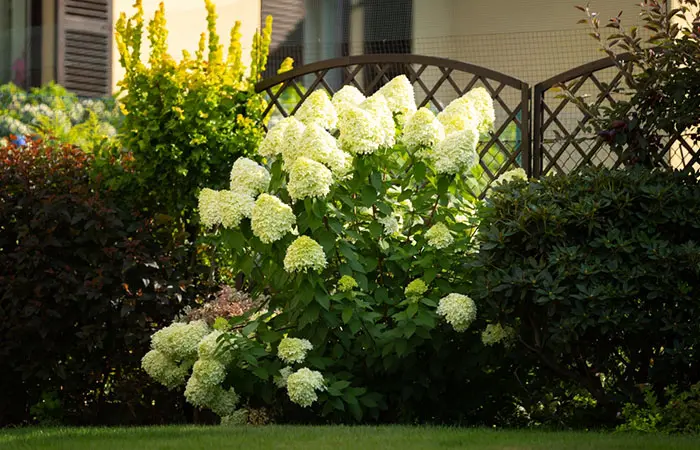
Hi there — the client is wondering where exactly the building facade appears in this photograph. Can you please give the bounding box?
[0,0,260,96]
[0,0,692,97]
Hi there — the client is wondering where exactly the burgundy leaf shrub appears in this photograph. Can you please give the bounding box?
[0,139,196,425]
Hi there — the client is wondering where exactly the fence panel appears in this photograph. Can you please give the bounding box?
[255,54,531,196]
[532,55,700,176]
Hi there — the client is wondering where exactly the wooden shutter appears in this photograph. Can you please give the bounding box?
[57,0,112,97]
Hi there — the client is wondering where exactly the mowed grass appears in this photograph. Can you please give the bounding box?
[2,426,700,450]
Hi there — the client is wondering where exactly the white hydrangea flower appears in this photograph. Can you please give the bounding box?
[337,275,358,293]
[377,75,417,119]
[332,85,366,110]
[197,330,234,365]
[258,117,292,158]
[141,350,190,389]
[277,337,313,364]
[287,157,334,202]
[151,320,211,361]
[192,359,227,386]
[464,87,496,135]
[337,104,385,155]
[294,90,337,130]
[198,189,255,229]
[432,128,479,175]
[286,368,325,408]
[184,373,217,408]
[208,387,240,417]
[437,293,477,332]
[425,222,454,249]
[437,97,480,136]
[280,117,307,167]
[283,236,327,273]
[360,93,396,148]
[378,214,403,237]
[198,188,222,228]
[219,190,255,228]
[401,107,445,151]
[251,193,296,244]
[492,168,528,187]
[274,366,294,388]
[404,279,428,299]
[229,157,270,195]
[481,323,516,347]
[299,123,353,175]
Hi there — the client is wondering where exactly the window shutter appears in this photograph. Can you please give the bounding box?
[56,0,112,97]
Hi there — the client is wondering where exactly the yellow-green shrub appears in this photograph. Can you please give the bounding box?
[114,0,274,226]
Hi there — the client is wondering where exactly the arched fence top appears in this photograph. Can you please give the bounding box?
[255,54,529,93]
[254,52,532,195]
[535,52,634,92]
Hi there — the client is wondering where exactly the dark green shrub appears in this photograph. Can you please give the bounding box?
[0,139,196,425]
[472,167,700,417]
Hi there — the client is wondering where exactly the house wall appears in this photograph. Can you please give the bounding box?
[413,0,645,85]
[111,0,261,92]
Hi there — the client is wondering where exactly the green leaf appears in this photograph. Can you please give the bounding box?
[360,394,379,408]
[342,307,353,324]
[369,221,383,238]
[406,303,419,318]
[316,289,330,310]
[242,352,259,367]
[332,397,345,411]
[252,366,269,380]
[299,304,320,328]
[370,172,383,191]
[437,176,450,195]
[414,161,426,182]
[361,185,378,207]
[330,380,351,391]
[242,321,259,336]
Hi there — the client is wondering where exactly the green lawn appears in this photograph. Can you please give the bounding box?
[2,426,700,450]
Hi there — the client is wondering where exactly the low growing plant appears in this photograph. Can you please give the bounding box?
[0,82,120,152]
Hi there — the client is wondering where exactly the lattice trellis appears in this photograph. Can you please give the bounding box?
[255,54,531,196]
[532,55,700,176]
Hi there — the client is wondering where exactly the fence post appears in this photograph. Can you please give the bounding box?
[520,84,531,178]
[531,84,543,178]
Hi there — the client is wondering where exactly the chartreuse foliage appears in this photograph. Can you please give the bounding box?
[142,76,527,422]
[114,0,274,224]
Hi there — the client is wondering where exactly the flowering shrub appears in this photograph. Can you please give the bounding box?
[140,76,517,422]
[0,82,120,151]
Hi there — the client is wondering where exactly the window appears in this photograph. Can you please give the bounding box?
[0,0,45,89]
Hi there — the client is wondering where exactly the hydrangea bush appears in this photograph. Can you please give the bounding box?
[144,76,522,422]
